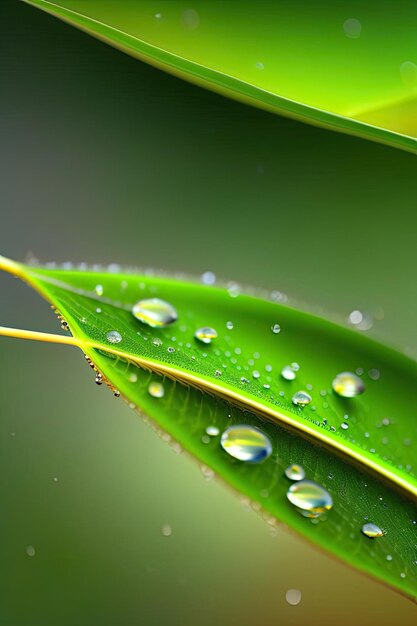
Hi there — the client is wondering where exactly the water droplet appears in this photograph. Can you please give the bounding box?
[201,271,216,285]
[255,61,265,71]
[369,368,380,381]
[386,554,393,561]
[95,284,103,296]
[226,321,234,330]
[194,326,218,344]
[220,425,272,463]
[271,323,281,334]
[106,330,122,344]
[152,337,163,347]
[161,524,172,537]
[281,365,297,381]
[361,523,385,538]
[292,391,312,407]
[341,422,349,430]
[285,464,306,481]
[286,589,302,606]
[252,370,260,379]
[332,372,365,397]
[129,373,138,383]
[167,346,175,353]
[287,480,333,516]
[148,382,165,398]
[343,18,362,38]
[25,545,36,557]
[206,425,220,437]
[132,298,177,328]
[96,307,102,313]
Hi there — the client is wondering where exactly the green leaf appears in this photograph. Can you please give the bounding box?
[23,0,417,153]
[0,255,416,599]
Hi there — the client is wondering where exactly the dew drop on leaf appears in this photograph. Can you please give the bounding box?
[106,330,122,344]
[206,425,220,436]
[161,524,172,537]
[286,480,333,516]
[25,545,36,557]
[285,464,306,481]
[148,382,165,398]
[292,391,312,406]
[285,589,302,606]
[271,323,281,334]
[94,284,103,296]
[281,365,297,381]
[220,425,272,463]
[361,523,385,538]
[332,372,365,397]
[194,326,218,344]
[132,298,177,328]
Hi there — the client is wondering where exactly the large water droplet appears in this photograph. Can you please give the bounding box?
[292,391,312,406]
[148,382,165,398]
[332,372,365,397]
[361,523,385,538]
[132,298,177,328]
[287,480,333,516]
[285,464,305,481]
[106,330,122,344]
[194,326,218,344]
[220,425,272,463]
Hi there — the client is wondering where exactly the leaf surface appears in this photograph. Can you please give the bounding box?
[0,256,416,599]
[23,0,417,152]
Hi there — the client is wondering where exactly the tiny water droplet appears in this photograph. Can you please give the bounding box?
[292,391,312,407]
[271,323,281,334]
[226,321,234,330]
[25,545,36,557]
[148,382,165,398]
[332,372,365,397]
[201,271,216,285]
[132,298,177,328]
[287,480,333,516]
[369,368,380,380]
[286,589,302,606]
[206,425,220,436]
[106,330,122,344]
[386,554,393,561]
[281,365,296,381]
[220,425,272,463]
[152,337,163,347]
[194,326,218,344]
[341,422,349,430]
[129,373,138,383]
[95,284,103,296]
[252,370,260,379]
[161,524,172,537]
[285,464,305,481]
[361,523,385,538]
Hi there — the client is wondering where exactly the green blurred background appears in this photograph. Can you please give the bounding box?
[1,1,416,624]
